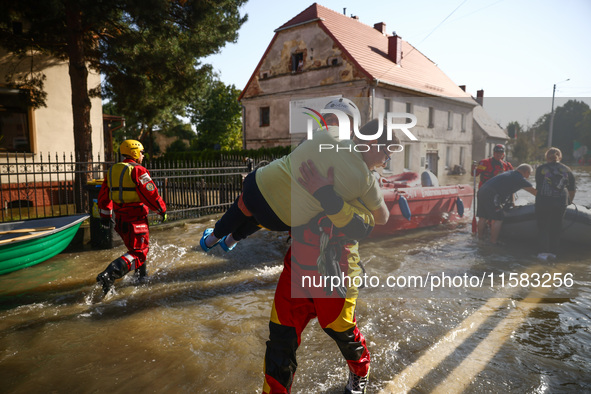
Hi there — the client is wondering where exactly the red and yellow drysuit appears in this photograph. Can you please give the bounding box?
[98,158,166,272]
[475,157,513,188]
[262,186,375,393]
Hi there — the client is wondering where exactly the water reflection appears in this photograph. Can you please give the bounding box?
[0,168,590,393]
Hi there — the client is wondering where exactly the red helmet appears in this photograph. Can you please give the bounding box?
[493,144,505,153]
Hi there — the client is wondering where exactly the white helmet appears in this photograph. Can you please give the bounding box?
[324,97,360,120]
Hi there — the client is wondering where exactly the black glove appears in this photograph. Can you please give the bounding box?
[100,217,113,231]
[160,212,168,223]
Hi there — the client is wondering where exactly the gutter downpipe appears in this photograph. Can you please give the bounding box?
[372,79,380,119]
[241,104,246,149]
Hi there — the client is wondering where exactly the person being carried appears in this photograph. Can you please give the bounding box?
[199,113,392,253]
[474,144,513,188]
[476,164,536,244]
[535,147,576,260]
[263,160,374,394]
[96,140,167,294]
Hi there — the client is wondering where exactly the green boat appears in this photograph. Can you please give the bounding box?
[0,214,89,275]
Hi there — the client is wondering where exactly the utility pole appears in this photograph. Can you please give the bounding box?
[547,79,570,148]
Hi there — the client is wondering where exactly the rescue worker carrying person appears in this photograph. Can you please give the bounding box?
[96,139,167,294]
[263,161,375,394]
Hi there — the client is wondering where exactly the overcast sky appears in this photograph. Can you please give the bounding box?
[204,0,591,127]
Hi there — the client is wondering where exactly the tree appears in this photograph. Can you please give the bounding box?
[190,80,242,151]
[0,0,247,208]
[509,130,535,164]
[506,121,522,139]
[574,109,591,152]
[550,100,589,160]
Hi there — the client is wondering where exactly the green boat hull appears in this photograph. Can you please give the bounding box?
[0,215,88,275]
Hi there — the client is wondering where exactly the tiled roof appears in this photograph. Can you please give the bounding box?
[275,3,472,98]
[473,105,509,139]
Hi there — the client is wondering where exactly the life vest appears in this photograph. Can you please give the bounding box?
[108,162,141,204]
[478,158,512,187]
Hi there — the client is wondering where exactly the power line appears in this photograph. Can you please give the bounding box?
[376,0,470,81]
[403,0,470,59]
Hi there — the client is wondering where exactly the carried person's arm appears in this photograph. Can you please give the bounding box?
[298,160,375,239]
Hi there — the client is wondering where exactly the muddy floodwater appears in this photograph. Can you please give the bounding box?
[1,168,591,393]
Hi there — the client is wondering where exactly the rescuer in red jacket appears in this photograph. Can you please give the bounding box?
[474,144,513,188]
[96,140,167,294]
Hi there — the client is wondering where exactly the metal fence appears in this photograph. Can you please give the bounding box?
[0,152,274,223]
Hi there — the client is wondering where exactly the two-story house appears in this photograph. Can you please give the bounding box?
[0,46,104,213]
[0,49,104,157]
[239,3,480,179]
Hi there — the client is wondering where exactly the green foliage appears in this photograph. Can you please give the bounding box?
[506,121,522,139]
[575,109,591,152]
[190,80,243,151]
[507,99,591,163]
[0,0,248,158]
[549,100,590,159]
[509,131,535,164]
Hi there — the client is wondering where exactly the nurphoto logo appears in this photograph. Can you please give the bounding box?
[303,108,418,153]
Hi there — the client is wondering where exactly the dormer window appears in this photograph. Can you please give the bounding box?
[291,53,304,73]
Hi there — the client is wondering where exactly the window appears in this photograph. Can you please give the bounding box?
[328,56,340,66]
[259,107,270,127]
[446,146,452,167]
[447,111,453,130]
[291,53,304,73]
[428,107,434,128]
[384,98,391,115]
[406,102,413,114]
[404,144,411,170]
[459,147,465,167]
[461,114,466,132]
[0,89,33,153]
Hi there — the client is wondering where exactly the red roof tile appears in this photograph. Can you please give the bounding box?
[276,3,471,98]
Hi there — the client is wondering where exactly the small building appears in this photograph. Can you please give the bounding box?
[0,49,104,157]
[471,90,510,164]
[0,47,105,213]
[239,3,477,180]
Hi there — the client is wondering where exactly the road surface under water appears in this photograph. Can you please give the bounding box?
[1,167,590,393]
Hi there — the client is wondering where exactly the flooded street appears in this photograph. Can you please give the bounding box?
[1,167,590,393]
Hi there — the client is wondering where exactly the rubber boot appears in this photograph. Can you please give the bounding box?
[96,257,130,294]
[135,264,147,284]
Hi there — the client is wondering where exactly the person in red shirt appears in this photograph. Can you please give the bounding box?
[96,140,167,294]
[474,144,513,188]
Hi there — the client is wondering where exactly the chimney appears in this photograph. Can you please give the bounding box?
[374,22,386,35]
[476,89,484,105]
[388,34,402,64]
[459,85,466,92]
